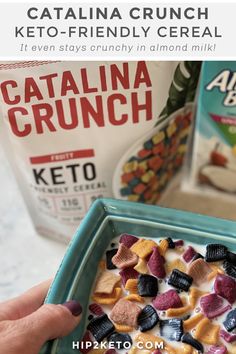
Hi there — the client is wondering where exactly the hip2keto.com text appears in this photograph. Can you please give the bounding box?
[0,61,176,241]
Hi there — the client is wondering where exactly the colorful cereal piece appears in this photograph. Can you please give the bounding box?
[106,249,118,270]
[189,288,208,308]
[89,303,104,316]
[130,239,157,259]
[166,259,186,274]
[119,234,139,248]
[112,243,138,269]
[160,318,183,341]
[152,290,183,311]
[205,244,228,262]
[167,122,177,138]
[125,294,144,303]
[191,253,204,262]
[223,308,236,332]
[148,156,163,172]
[99,260,107,270]
[187,259,212,285]
[223,261,236,279]
[138,149,152,159]
[134,258,149,274]
[87,314,115,342]
[137,274,158,297]
[147,247,166,279]
[207,346,228,354]
[166,237,175,249]
[110,298,142,328]
[133,183,147,195]
[125,279,138,294]
[227,251,236,266]
[181,333,204,353]
[214,274,236,304]
[123,161,138,173]
[107,332,133,349]
[122,172,135,184]
[128,195,140,202]
[168,269,193,291]
[158,239,169,256]
[174,240,184,247]
[80,331,93,354]
[166,305,192,317]
[183,246,197,263]
[92,287,122,305]
[195,318,220,345]
[183,313,204,331]
[141,170,155,183]
[220,329,236,343]
[200,293,231,319]
[119,267,139,286]
[94,271,121,294]
[114,323,134,333]
[137,305,159,332]
[144,139,154,150]
[152,131,165,145]
[121,186,133,196]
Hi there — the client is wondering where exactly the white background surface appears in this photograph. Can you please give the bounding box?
[0,145,67,301]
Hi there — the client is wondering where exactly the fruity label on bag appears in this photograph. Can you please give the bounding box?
[0,61,200,242]
[185,61,236,197]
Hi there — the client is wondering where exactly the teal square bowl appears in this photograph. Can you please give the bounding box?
[40,198,236,354]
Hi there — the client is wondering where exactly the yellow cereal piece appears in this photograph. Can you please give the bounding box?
[125,294,144,303]
[232,145,236,156]
[158,239,169,256]
[179,344,198,354]
[183,313,204,331]
[166,259,186,274]
[180,296,188,306]
[94,271,121,294]
[178,144,187,154]
[128,195,140,202]
[125,279,138,294]
[135,333,164,351]
[129,347,151,354]
[92,287,122,305]
[123,161,138,173]
[166,305,192,317]
[179,127,190,139]
[152,131,165,144]
[99,260,106,270]
[115,323,134,333]
[194,318,220,345]
[141,170,155,183]
[130,239,157,258]
[134,258,149,274]
[167,122,177,138]
[139,161,148,171]
[189,288,208,308]
[208,264,224,281]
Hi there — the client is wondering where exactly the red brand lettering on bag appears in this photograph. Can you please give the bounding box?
[0,61,153,137]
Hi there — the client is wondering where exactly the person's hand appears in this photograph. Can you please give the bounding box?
[0,280,82,354]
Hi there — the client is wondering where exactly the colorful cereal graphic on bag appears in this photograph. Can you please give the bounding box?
[185,61,236,198]
[80,233,236,353]
[113,62,201,204]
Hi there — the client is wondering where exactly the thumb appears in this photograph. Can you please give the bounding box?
[7,301,82,354]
